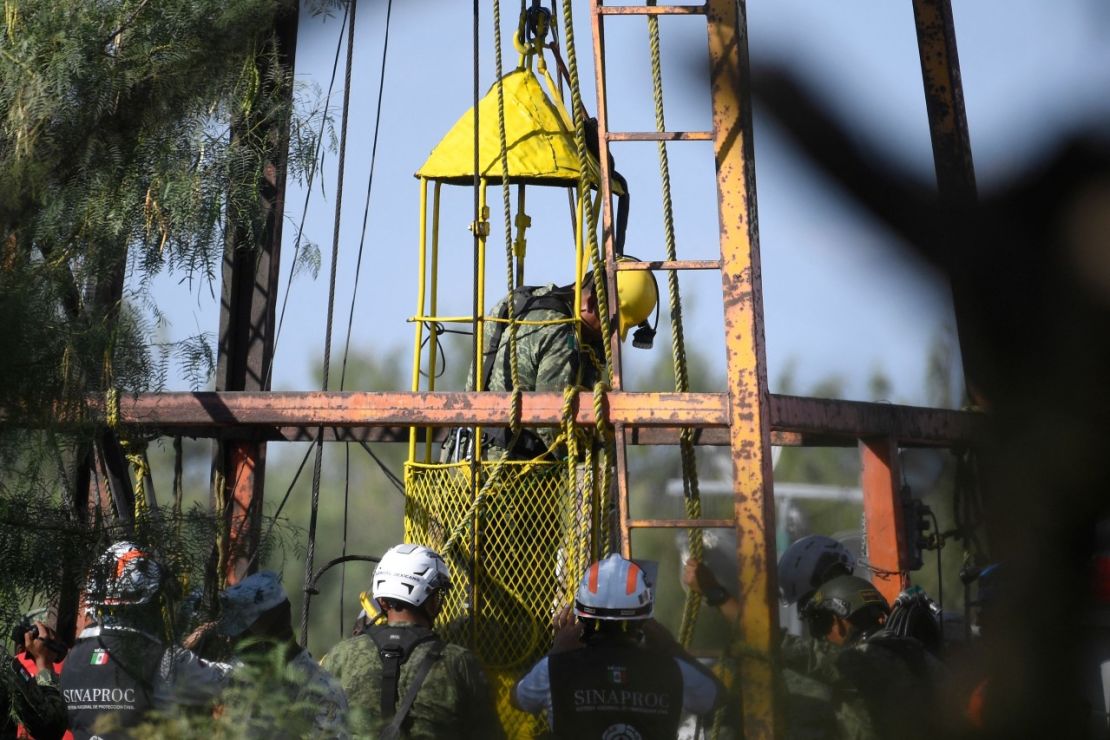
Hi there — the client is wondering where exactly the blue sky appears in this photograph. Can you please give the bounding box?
[144,0,1110,405]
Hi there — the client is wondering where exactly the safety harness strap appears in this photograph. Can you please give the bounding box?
[379,642,445,740]
[480,284,575,393]
[366,626,441,720]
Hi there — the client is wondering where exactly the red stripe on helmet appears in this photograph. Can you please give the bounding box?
[588,562,600,594]
[116,549,146,578]
[626,563,640,595]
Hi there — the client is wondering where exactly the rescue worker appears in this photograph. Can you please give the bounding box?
[800,575,943,740]
[2,620,68,740]
[320,544,504,740]
[218,571,349,738]
[513,553,723,739]
[60,541,234,739]
[443,266,658,461]
[685,535,856,679]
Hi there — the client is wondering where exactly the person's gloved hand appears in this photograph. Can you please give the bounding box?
[683,558,722,594]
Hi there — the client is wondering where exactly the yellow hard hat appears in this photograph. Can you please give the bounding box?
[615,261,658,343]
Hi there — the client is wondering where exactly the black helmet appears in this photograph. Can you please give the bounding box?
[778,535,855,606]
[802,575,889,622]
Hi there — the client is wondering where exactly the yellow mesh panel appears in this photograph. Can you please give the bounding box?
[404,459,596,740]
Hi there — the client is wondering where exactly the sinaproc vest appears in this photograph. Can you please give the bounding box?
[61,631,162,740]
[548,641,683,740]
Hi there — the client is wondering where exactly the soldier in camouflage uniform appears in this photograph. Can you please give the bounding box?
[321,544,504,740]
[2,621,68,740]
[218,571,349,738]
[799,575,944,740]
[444,268,658,461]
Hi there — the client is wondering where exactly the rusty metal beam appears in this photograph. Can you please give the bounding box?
[81,390,984,445]
[212,2,298,583]
[911,0,984,409]
[606,131,714,142]
[859,437,910,603]
[709,0,782,734]
[95,391,728,429]
[911,0,977,203]
[616,259,721,271]
[597,5,706,15]
[770,394,982,445]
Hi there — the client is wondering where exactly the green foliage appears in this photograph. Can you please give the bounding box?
[0,0,319,411]
[0,0,328,637]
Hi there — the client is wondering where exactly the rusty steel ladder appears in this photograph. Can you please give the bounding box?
[587,0,781,736]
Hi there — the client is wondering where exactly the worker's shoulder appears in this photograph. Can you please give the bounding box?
[320,634,376,670]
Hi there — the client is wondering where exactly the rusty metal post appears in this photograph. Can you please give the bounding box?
[911,0,983,406]
[588,1,633,559]
[213,2,298,584]
[859,437,909,603]
[708,0,782,736]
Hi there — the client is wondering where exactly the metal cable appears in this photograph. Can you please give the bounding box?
[301,0,358,646]
[336,0,395,642]
[266,2,350,388]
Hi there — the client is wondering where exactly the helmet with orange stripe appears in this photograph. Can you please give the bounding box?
[86,541,167,608]
[573,554,653,621]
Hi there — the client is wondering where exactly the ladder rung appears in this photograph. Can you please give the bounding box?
[627,518,736,529]
[607,131,713,142]
[597,5,707,16]
[617,259,720,271]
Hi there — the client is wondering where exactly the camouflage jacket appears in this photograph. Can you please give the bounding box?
[1,661,68,740]
[780,631,943,740]
[471,285,605,450]
[320,624,504,740]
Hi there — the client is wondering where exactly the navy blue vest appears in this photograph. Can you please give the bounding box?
[548,641,684,740]
[61,631,162,739]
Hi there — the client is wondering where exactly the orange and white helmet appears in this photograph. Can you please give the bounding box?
[574,554,653,620]
[86,541,166,607]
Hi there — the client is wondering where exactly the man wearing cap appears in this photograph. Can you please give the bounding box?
[218,571,349,738]
[321,544,503,740]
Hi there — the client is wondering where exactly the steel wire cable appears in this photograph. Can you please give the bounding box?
[300,0,359,646]
[335,0,395,641]
[265,2,350,389]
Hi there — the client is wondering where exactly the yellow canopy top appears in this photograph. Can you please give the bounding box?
[417,68,596,186]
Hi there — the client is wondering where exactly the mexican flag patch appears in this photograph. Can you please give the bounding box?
[90,649,109,665]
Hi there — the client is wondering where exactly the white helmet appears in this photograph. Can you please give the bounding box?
[777,535,855,606]
[574,554,653,621]
[86,541,166,607]
[372,544,451,608]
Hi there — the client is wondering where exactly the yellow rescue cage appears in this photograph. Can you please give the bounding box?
[403,32,618,739]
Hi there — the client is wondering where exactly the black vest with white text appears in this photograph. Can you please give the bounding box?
[61,631,162,739]
[548,641,683,740]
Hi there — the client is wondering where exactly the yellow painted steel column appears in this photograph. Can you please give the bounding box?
[707,0,782,737]
[409,178,431,462]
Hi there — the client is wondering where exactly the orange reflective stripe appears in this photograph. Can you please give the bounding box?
[625,562,640,595]
[588,562,600,593]
[115,548,146,578]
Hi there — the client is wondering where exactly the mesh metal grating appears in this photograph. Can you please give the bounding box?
[404,459,598,739]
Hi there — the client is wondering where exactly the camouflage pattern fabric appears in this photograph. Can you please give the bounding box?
[472,285,604,451]
[779,630,943,740]
[321,625,504,740]
[1,663,68,740]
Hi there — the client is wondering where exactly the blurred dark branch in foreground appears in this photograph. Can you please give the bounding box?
[752,63,1110,736]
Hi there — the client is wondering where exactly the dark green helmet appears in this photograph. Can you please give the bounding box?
[803,575,890,621]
